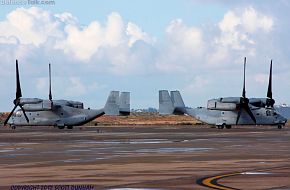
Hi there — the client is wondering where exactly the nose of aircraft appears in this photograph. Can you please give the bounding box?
[278,114,287,124]
[282,116,287,123]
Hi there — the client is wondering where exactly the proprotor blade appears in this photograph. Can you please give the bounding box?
[244,104,256,124]
[4,60,30,126]
[16,60,22,99]
[237,57,256,125]
[19,105,29,123]
[267,60,272,99]
[242,57,246,98]
[4,104,18,125]
[236,105,256,125]
[236,109,242,124]
[49,63,52,101]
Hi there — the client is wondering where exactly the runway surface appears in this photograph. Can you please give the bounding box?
[0,125,290,189]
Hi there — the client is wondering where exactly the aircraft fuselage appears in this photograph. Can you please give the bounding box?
[186,107,287,126]
[8,105,104,128]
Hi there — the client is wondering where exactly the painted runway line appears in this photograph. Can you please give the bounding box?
[196,172,241,190]
[196,167,286,190]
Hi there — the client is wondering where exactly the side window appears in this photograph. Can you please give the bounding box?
[266,110,271,116]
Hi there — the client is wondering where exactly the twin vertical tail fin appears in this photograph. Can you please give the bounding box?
[159,90,174,115]
[104,91,130,116]
[170,91,186,114]
[159,90,185,115]
[119,92,130,115]
[104,91,120,115]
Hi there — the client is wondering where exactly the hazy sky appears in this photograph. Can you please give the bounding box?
[0,0,290,111]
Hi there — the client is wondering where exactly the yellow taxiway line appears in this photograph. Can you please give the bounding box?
[198,172,241,190]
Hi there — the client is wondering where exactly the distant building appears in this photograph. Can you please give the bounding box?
[131,107,158,113]
[148,107,158,113]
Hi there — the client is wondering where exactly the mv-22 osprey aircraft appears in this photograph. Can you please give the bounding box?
[4,60,130,129]
[159,58,287,129]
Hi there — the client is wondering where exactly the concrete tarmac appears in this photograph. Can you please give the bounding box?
[0,125,289,189]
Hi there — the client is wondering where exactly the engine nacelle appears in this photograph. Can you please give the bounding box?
[19,98,43,105]
[219,97,240,104]
[207,99,237,111]
[23,100,52,111]
[68,101,84,109]
[54,100,84,109]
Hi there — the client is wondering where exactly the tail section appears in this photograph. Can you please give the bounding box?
[104,91,120,115]
[159,90,186,115]
[104,91,131,116]
[170,91,186,114]
[119,92,130,115]
[159,90,174,115]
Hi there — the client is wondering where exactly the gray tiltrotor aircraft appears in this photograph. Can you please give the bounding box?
[4,60,130,129]
[159,58,287,129]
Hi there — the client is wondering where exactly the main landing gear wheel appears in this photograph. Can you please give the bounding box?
[226,125,232,129]
[277,125,282,129]
[58,125,65,129]
[67,126,73,129]
[217,124,231,129]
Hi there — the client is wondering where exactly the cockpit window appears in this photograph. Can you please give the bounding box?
[266,110,273,116]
